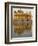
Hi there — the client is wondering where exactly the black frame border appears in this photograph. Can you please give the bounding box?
[5,2,37,44]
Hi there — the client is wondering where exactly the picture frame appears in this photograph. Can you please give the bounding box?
[5,2,37,44]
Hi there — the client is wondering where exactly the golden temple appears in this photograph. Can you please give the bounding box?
[13,10,32,34]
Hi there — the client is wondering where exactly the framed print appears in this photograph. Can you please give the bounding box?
[5,2,37,44]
